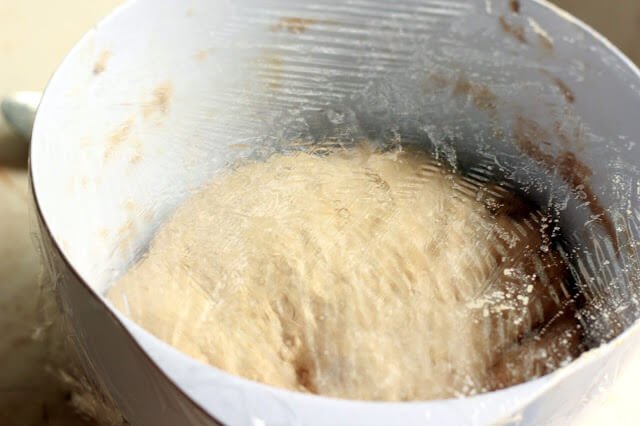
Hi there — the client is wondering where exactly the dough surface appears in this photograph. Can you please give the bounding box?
[107,145,580,400]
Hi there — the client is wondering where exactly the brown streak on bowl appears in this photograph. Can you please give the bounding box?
[270,17,316,34]
[93,49,111,75]
[143,82,173,118]
[453,75,473,96]
[105,117,135,160]
[514,117,617,250]
[544,73,575,103]
[471,84,498,112]
[499,16,527,44]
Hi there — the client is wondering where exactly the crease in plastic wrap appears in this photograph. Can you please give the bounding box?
[30,0,640,424]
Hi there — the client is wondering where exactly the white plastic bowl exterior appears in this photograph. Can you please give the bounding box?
[30,0,640,425]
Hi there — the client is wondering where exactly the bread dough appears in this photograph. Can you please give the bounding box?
[107,145,580,401]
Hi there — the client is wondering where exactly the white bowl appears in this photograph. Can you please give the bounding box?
[30,0,640,424]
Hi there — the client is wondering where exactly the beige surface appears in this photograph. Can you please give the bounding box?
[0,0,638,424]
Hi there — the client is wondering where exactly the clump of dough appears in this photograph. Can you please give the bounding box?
[107,145,581,401]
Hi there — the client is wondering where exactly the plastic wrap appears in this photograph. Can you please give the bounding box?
[30,0,640,424]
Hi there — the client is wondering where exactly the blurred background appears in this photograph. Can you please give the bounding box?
[1,0,639,424]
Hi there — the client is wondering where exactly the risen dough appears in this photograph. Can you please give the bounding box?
[107,145,580,401]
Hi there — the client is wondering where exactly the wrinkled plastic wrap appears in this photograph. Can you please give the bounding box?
[30,0,640,424]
